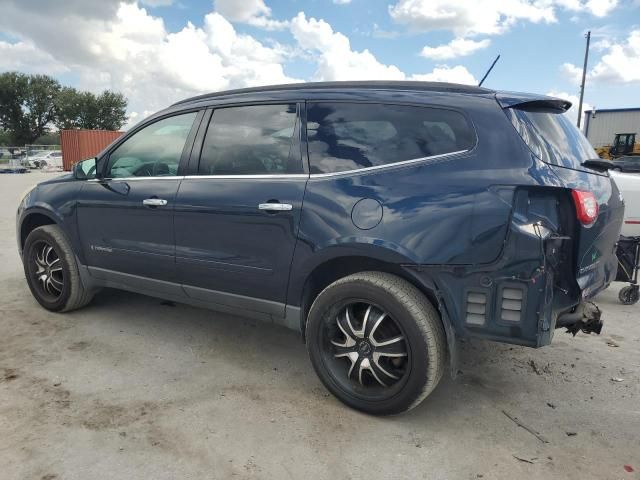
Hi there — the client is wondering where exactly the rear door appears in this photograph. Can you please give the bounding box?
[77,111,200,283]
[173,103,307,316]
[503,101,625,297]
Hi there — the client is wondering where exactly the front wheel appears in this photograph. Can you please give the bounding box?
[23,225,94,312]
[306,272,447,415]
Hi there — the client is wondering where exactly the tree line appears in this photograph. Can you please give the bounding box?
[0,72,128,145]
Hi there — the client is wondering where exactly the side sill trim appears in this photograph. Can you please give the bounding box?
[85,266,301,331]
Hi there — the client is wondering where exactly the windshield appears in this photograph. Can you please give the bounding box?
[505,107,598,170]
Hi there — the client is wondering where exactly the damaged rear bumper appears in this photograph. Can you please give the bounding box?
[556,300,603,336]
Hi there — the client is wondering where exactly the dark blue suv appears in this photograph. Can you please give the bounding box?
[17,81,624,414]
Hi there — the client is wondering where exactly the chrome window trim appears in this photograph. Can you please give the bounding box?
[88,176,184,182]
[308,149,469,178]
[183,174,309,180]
[85,150,469,182]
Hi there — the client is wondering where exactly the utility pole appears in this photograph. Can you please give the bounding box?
[577,31,591,129]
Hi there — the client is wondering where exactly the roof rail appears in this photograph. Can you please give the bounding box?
[171,81,494,106]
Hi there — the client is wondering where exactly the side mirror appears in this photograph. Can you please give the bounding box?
[73,158,98,180]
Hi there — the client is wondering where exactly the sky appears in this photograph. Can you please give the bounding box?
[0,0,639,128]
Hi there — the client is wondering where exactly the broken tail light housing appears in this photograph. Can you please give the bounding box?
[571,190,599,226]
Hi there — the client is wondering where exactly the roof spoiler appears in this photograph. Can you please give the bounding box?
[496,92,571,113]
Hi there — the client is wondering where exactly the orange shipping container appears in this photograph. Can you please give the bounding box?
[60,129,124,171]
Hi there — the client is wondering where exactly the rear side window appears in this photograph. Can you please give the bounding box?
[504,107,598,169]
[306,102,474,174]
[198,104,300,175]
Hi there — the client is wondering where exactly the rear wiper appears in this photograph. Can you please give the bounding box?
[581,159,614,172]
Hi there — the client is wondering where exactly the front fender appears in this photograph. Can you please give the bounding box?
[17,180,83,260]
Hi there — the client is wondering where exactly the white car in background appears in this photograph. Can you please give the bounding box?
[27,150,63,169]
[611,170,640,237]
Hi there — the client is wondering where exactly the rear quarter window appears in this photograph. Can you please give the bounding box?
[306,102,474,174]
[504,107,598,170]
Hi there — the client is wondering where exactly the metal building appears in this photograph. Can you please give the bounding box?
[583,107,640,148]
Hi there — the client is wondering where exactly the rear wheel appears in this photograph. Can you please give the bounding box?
[23,225,94,312]
[306,272,446,415]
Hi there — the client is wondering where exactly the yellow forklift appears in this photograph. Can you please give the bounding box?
[596,133,640,160]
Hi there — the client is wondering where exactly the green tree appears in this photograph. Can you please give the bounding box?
[34,132,61,145]
[96,90,127,130]
[54,87,127,131]
[0,72,60,144]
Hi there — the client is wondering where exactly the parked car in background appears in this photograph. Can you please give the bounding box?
[16,81,625,415]
[611,170,640,237]
[27,150,63,169]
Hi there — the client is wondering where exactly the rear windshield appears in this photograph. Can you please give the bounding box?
[505,107,597,169]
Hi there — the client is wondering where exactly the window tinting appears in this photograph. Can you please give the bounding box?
[306,103,474,174]
[198,104,299,175]
[106,112,196,178]
[505,107,597,169]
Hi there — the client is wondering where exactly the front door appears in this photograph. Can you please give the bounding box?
[77,111,199,283]
[174,103,307,316]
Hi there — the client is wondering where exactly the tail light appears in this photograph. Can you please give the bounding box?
[571,190,599,226]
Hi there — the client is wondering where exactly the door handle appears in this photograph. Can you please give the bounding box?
[258,202,293,211]
[143,198,168,207]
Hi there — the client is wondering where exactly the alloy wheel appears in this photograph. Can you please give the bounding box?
[32,241,64,298]
[323,302,409,394]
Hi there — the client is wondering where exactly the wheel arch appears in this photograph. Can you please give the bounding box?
[19,209,60,251]
[296,254,442,338]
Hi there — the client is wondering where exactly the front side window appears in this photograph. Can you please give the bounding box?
[306,102,474,174]
[106,112,197,178]
[198,104,299,175]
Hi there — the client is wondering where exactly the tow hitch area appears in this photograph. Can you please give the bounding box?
[556,301,604,336]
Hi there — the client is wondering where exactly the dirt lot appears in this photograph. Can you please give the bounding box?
[1,172,639,480]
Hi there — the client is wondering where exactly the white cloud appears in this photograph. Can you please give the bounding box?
[546,90,592,127]
[290,13,477,85]
[213,0,288,30]
[560,62,583,84]
[555,0,618,17]
[290,12,405,81]
[389,0,555,36]
[562,30,640,85]
[589,30,640,83]
[333,0,352,4]
[140,0,174,6]
[0,1,481,128]
[411,65,478,84]
[0,2,298,118]
[0,41,69,74]
[421,38,490,60]
[388,0,618,36]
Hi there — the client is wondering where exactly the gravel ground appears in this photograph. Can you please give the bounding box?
[1,172,639,480]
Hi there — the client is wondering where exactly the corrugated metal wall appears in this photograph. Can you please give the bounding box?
[61,129,124,170]
[584,110,640,147]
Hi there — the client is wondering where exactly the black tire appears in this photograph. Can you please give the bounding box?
[618,285,639,305]
[23,225,94,312]
[306,271,447,415]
